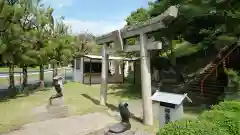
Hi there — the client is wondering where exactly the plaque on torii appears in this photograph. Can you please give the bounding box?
[112,30,124,51]
[108,30,163,53]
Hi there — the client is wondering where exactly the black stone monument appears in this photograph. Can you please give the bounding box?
[107,102,131,134]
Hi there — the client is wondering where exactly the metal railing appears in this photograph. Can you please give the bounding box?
[200,45,239,95]
[206,45,230,65]
[0,67,72,91]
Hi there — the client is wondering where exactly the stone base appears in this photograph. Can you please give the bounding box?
[86,122,153,135]
[51,97,64,106]
[106,130,154,135]
[48,104,68,115]
[32,97,68,121]
[108,123,131,133]
[47,97,68,118]
[32,104,69,121]
[87,129,154,135]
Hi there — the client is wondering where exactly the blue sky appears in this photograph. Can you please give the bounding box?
[42,0,150,35]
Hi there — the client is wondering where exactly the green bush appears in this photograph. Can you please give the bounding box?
[158,119,228,135]
[157,101,240,135]
[199,110,240,135]
[212,101,240,112]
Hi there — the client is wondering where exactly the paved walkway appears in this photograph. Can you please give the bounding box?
[2,113,117,135]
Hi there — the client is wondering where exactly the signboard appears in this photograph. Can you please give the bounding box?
[164,108,170,124]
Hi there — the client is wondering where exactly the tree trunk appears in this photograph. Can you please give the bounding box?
[22,66,28,95]
[8,64,16,97]
[22,66,28,87]
[39,64,44,89]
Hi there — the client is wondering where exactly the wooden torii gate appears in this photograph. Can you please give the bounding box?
[96,6,178,125]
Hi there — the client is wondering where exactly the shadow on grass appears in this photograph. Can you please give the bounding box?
[81,93,143,123]
[108,83,141,100]
[0,87,51,103]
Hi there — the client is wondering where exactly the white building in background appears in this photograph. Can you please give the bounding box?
[72,55,138,84]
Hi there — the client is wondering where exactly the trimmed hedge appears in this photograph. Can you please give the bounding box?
[157,101,240,135]
[199,110,240,135]
[158,119,228,135]
[212,101,240,112]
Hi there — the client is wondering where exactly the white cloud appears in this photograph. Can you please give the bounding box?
[63,19,126,36]
[42,0,127,36]
[42,0,73,8]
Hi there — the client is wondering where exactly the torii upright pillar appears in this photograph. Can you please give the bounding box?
[140,33,153,125]
[100,43,109,106]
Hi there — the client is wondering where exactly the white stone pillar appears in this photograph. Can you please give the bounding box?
[130,62,134,71]
[114,60,120,75]
[119,63,122,75]
[124,61,129,77]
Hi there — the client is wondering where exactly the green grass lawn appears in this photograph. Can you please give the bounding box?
[0,82,199,133]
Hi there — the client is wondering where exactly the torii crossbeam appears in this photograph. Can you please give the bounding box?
[96,6,178,126]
